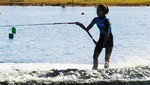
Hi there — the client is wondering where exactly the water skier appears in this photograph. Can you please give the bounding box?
[76,4,113,69]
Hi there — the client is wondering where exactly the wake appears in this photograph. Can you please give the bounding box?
[0,63,150,85]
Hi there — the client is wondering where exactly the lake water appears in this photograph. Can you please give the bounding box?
[0,6,150,67]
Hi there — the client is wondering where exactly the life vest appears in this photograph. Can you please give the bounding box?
[95,17,112,34]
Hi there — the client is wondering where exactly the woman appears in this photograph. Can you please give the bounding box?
[76,4,113,69]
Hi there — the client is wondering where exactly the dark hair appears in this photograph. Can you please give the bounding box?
[97,4,109,14]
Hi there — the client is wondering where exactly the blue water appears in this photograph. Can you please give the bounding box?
[0,6,150,66]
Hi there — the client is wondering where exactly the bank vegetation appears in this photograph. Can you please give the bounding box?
[0,0,150,6]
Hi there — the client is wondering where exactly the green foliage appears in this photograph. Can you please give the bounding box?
[0,0,150,6]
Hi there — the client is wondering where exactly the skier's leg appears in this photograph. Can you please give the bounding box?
[104,47,113,68]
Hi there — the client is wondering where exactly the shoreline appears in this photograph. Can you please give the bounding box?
[0,3,150,6]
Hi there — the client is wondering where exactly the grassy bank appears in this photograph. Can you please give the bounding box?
[0,0,150,6]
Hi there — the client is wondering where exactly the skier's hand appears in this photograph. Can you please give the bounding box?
[76,22,82,26]
[76,22,87,31]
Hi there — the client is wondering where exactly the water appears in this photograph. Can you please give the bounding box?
[0,6,150,66]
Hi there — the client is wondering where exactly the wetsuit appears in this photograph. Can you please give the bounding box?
[93,16,113,61]
[76,15,113,69]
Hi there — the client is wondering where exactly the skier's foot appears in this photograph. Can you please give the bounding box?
[104,62,109,68]
[92,67,97,70]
